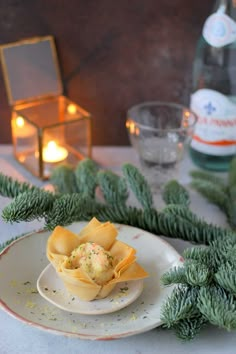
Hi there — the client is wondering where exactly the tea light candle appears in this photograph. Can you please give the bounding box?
[43,140,68,163]
[13,116,35,138]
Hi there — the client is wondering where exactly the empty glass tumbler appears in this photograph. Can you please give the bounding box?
[126,102,197,188]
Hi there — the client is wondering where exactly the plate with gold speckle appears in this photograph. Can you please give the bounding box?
[37,263,144,315]
[0,222,182,340]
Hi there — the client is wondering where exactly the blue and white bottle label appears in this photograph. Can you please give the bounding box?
[190,89,236,155]
[203,11,236,47]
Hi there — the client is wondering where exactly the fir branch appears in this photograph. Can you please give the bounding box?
[161,266,187,286]
[183,245,223,272]
[122,163,153,210]
[208,240,232,268]
[2,190,55,222]
[191,179,230,216]
[228,185,236,229]
[226,244,236,263]
[163,204,202,226]
[45,195,159,233]
[183,246,211,265]
[228,158,236,188]
[215,262,236,295]
[190,162,236,230]
[50,164,78,194]
[97,170,128,206]
[44,192,145,230]
[190,170,226,190]
[161,286,199,327]
[197,286,236,331]
[41,196,236,246]
[161,262,211,287]
[45,193,98,229]
[74,158,98,199]
[158,207,236,245]
[173,316,207,341]
[0,173,36,198]
[209,237,236,255]
[162,180,190,207]
[185,262,212,287]
[1,168,235,246]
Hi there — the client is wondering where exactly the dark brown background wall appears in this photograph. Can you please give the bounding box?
[0,0,214,145]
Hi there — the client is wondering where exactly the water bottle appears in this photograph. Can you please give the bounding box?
[190,0,236,171]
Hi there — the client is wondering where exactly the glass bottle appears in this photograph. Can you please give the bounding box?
[189,0,236,171]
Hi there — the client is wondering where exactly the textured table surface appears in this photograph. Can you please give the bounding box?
[0,145,235,354]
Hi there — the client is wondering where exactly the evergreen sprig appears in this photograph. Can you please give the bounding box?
[191,179,230,215]
[97,170,128,206]
[215,262,236,295]
[2,189,55,222]
[74,158,98,199]
[50,164,78,194]
[173,316,207,341]
[198,286,236,331]
[162,180,190,207]
[161,233,236,339]
[158,205,235,245]
[189,170,227,190]
[122,163,153,210]
[161,286,199,327]
[0,173,37,198]
[190,158,236,229]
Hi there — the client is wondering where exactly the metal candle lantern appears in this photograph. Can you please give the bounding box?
[0,36,92,179]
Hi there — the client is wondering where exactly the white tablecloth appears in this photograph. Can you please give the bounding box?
[0,145,235,354]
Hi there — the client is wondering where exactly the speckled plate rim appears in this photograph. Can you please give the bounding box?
[0,223,183,340]
[37,263,144,315]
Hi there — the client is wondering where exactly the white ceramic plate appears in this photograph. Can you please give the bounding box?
[0,223,182,340]
[37,263,144,315]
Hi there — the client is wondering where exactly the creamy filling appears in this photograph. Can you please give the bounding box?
[68,242,115,285]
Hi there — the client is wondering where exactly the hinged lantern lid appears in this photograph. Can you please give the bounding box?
[0,36,63,106]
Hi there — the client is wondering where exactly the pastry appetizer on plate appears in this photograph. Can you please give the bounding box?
[47,217,149,301]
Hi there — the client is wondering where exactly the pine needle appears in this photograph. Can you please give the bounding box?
[191,179,230,216]
[173,316,207,341]
[190,170,226,189]
[122,163,153,210]
[198,286,236,331]
[50,164,78,194]
[74,158,98,199]
[2,190,55,222]
[161,286,199,327]
[161,267,187,286]
[45,193,98,229]
[162,180,190,207]
[215,263,236,295]
[97,170,128,206]
[0,173,36,198]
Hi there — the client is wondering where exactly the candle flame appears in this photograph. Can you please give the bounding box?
[67,104,77,115]
[16,116,25,128]
[47,140,57,150]
[43,140,68,163]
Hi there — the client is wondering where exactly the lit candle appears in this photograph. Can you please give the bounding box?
[13,116,35,138]
[43,140,68,163]
[67,104,77,115]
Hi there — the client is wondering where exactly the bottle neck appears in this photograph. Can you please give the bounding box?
[214,0,236,19]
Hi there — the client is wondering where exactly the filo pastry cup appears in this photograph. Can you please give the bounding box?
[47,217,149,301]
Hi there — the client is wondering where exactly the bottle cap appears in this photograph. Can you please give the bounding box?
[203,12,236,47]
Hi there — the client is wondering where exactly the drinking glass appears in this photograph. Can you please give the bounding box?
[126,102,197,189]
